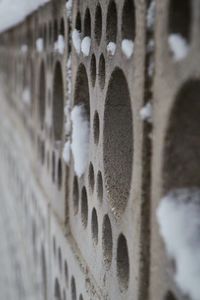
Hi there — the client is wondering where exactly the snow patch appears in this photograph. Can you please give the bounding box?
[22,88,31,105]
[36,38,44,53]
[107,42,116,56]
[21,44,28,54]
[64,56,72,135]
[54,35,65,54]
[140,102,152,123]
[147,0,156,30]
[157,188,200,300]
[81,36,91,57]
[71,105,90,177]
[148,59,155,77]
[63,141,71,164]
[168,34,189,61]
[147,39,155,53]
[0,0,50,33]
[121,39,134,58]
[72,29,81,55]
[66,0,73,19]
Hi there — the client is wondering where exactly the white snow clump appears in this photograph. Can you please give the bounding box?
[71,105,90,177]
[168,34,189,61]
[54,35,65,54]
[121,39,134,58]
[36,38,44,53]
[72,29,81,55]
[63,141,71,164]
[107,42,116,56]
[157,188,200,300]
[81,36,91,57]
[140,102,152,123]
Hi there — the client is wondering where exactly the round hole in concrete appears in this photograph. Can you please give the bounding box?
[81,186,88,228]
[75,12,82,32]
[73,176,79,215]
[41,246,47,300]
[106,0,117,43]
[102,214,113,269]
[103,67,133,217]
[93,111,100,144]
[43,24,47,48]
[84,8,91,37]
[48,22,52,44]
[38,61,46,129]
[53,19,58,42]
[54,278,61,300]
[164,291,177,300]
[163,80,200,193]
[57,158,62,189]
[79,295,84,300]
[97,171,103,202]
[74,64,90,118]
[63,289,66,300]
[98,54,105,89]
[46,150,50,170]
[53,61,64,141]
[88,162,95,192]
[94,3,102,45]
[91,207,98,245]
[90,54,96,87]
[60,18,65,36]
[52,151,56,183]
[64,260,69,287]
[58,247,62,273]
[67,19,72,56]
[41,140,45,165]
[71,276,77,300]
[117,233,129,291]
[168,0,191,41]
[122,0,136,40]
[53,236,56,257]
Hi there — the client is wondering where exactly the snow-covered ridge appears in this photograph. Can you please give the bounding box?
[0,0,50,33]
[157,188,200,300]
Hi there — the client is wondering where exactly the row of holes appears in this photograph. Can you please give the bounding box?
[73,176,130,290]
[39,60,64,141]
[55,276,84,300]
[37,136,63,190]
[53,236,85,300]
[38,17,65,48]
[75,0,136,45]
[75,63,133,216]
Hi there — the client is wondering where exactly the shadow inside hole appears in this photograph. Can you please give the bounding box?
[74,64,90,118]
[168,0,191,41]
[163,80,200,194]
[84,8,91,37]
[52,62,64,141]
[164,291,177,300]
[122,0,136,40]
[106,0,117,43]
[103,67,133,216]
[94,4,102,45]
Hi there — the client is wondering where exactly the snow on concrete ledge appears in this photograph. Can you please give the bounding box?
[0,0,50,33]
[140,102,153,123]
[81,36,91,57]
[71,105,90,177]
[107,42,116,56]
[157,188,200,300]
[121,39,134,59]
[168,34,189,61]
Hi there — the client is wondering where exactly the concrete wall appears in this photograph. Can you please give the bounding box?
[0,0,197,299]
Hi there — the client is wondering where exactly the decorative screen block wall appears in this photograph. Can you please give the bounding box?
[0,0,198,300]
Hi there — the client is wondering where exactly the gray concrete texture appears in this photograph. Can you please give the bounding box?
[0,0,197,299]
